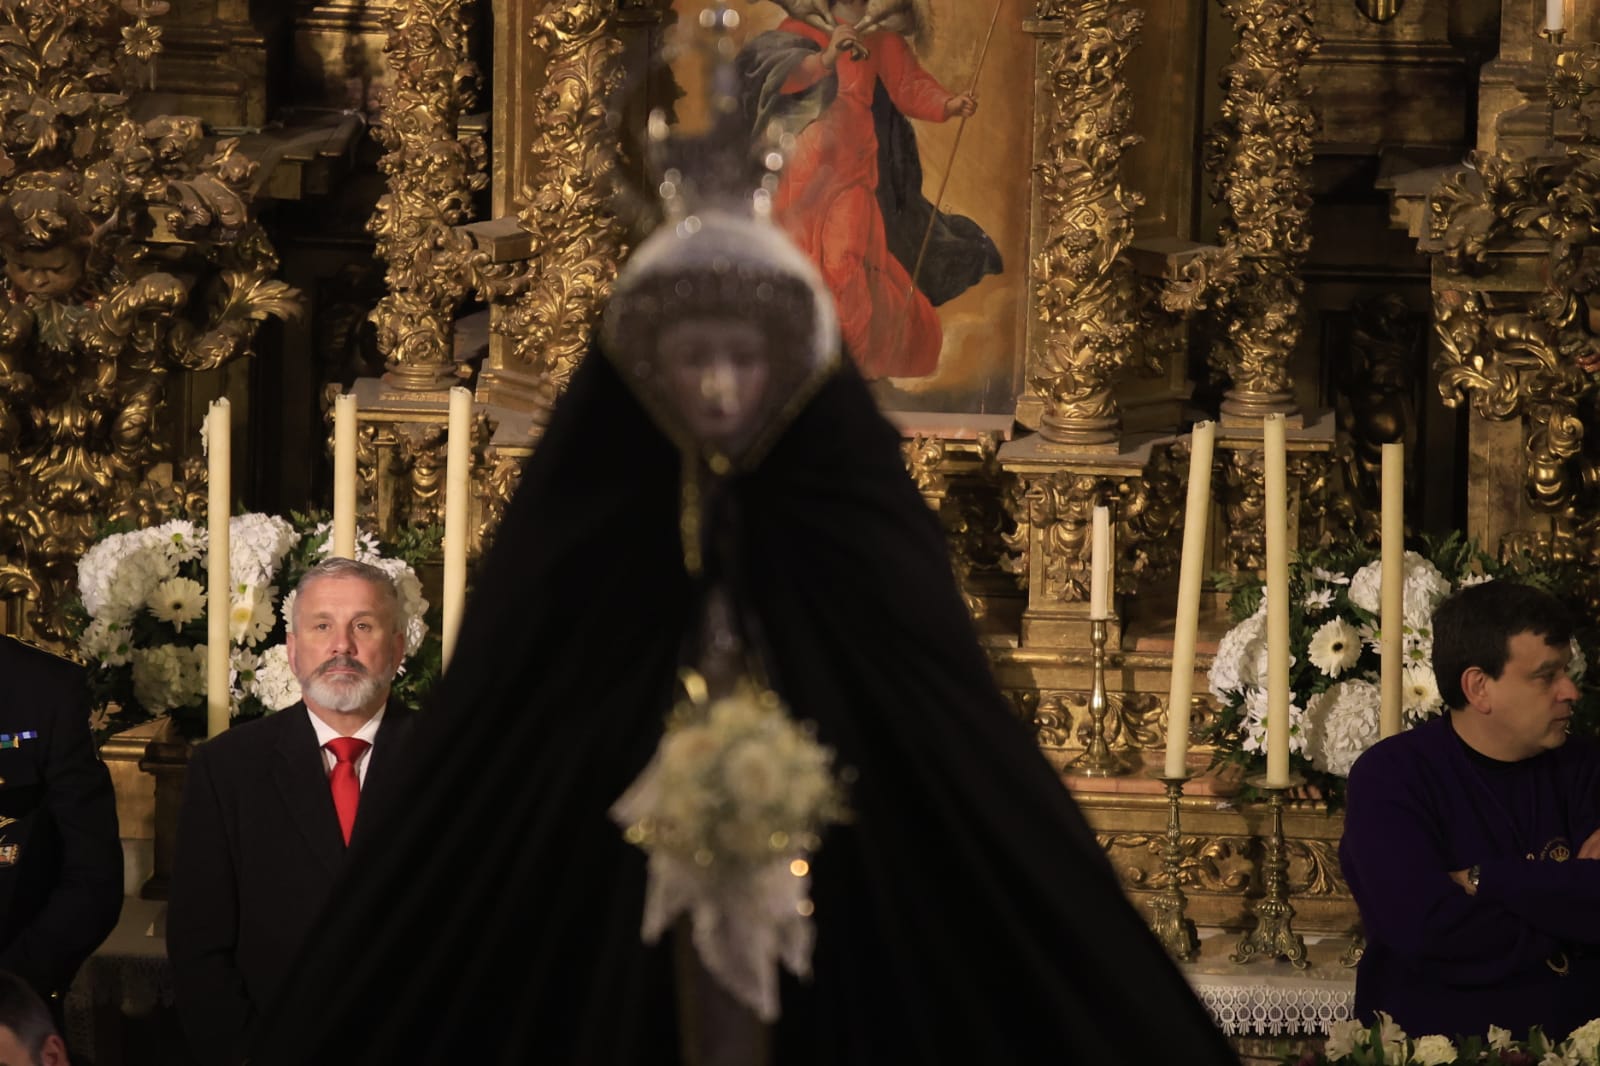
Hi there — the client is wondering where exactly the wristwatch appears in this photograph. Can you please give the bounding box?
[1467,864,1481,894]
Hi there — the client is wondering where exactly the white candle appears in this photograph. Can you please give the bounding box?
[332,392,357,559]
[1380,442,1405,738]
[206,398,231,739]
[1089,505,1111,621]
[1547,0,1564,33]
[442,386,472,669]
[1264,414,1291,788]
[1165,420,1216,779]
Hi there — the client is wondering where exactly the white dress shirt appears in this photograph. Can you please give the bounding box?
[306,704,386,786]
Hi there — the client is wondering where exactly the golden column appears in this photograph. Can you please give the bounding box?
[1026,0,1145,447]
[1207,0,1320,425]
[369,0,487,392]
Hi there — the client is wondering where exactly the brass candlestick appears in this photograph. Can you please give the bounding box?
[1147,771,1199,961]
[1068,619,1132,776]
[1339,928,1365,968]
[1231,772,1309,969]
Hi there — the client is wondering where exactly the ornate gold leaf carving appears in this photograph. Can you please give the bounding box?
[1029,1,1144,445]
[1204,0,1320,417]
[368,0,488,391]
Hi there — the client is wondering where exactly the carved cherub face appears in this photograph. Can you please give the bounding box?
[4,243,84,300]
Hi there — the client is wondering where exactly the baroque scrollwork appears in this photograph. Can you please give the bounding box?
[1220,446,1265,571]
[1099,832,1347,897]
[368,0,489,390]
[490,0,630,417]
[1029,0,1143,444]
[0,0,297,638]
[1333,294,1424,531]
[1204,0,1319,418]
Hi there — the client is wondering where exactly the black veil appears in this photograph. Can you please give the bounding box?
[250,342,1236,1064]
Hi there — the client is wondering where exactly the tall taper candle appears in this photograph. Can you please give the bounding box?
[1380,441,1405,738]
[1089,505,1111,621]
[1165,420,1216,779]
[442,386,471,669]
[332,392,357,559]
[206,398,231,739]
[1264,414,1291,788]
[1547,0,1564,33]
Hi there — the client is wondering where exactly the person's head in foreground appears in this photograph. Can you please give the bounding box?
[1432,579,1579,761]
[0,971,67,1066]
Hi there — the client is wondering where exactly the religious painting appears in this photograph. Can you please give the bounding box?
[670,0,1030,432]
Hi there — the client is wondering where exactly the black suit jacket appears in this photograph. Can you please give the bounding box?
[167,702,413,1066]
[0,637,122,998]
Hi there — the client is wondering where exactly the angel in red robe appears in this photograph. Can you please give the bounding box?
[739,0,1003,380]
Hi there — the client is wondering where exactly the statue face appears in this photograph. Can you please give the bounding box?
[5,245,84,300]
[660,316,772,450]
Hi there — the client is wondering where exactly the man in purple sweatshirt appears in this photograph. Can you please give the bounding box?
[1341,579,1600,1042]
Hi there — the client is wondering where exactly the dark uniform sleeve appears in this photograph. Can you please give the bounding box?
[0,659,122,996]
[167,743,253,1066]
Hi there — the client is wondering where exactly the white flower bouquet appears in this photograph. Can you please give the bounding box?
[611,677,848,1023]
[73,512,442,740]
[1205,535,1595,800]
[1290,1011,1600,1065]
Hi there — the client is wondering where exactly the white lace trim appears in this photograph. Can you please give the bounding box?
[1191,979,1355,1035]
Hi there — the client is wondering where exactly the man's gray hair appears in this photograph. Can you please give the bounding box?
[290,557,403,633]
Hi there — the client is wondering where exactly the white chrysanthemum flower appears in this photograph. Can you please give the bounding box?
[1324,1018,1368,1059]
[723,741,783,808]
[230,647,262,697]
[1457,571,1491,588]
[153,519,205,564]
[251,644,301,711]
[1310,566,1351,586]
[1349,551,1452,628]
[1375,1012,1408,1064]
[228,583,278,647]
[1403,663,1444,724]
[1302,679,1381,777]
[1208,603,1269,700]
[1566,1017,1600,1066]
[1411,1035,1456,1066]
[1302,588,1335,613]
[1486,1026,1513,1052]
[1570,639,1588,683]
[1308,618,1362,678]
[148,577,206,631]
[78,617,133,667]
[1236,687,1307,757]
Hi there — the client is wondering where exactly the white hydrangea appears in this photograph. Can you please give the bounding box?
[251,644,301,711]
[230,514,299,588]
[367,556,429,655]
[1209,603,1269,700]
[1302,679,1381,777]
[1348,551,1452,628]
[131,644,205,714]
[78,527,176,624]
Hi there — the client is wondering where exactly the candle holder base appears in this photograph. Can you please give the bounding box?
[1339,929,1365,968]
[1231,772,1309,969]
[1145,771,1198,961]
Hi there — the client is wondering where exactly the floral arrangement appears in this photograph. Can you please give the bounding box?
[73,512,442,740]
[1205,535,1599,800]
[614,678,848,870]
[1286,1012,1600,1066]
[610,675,848,1022]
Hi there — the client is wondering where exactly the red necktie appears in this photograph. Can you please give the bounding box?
[326,737,370,846]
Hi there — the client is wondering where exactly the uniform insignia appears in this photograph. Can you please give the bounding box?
[0,844,20,866]
[0,731,38,749]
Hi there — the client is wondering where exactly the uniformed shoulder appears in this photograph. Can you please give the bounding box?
[0,634,86,683]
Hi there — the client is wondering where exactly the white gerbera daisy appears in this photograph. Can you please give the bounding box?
[148,577,206,631]
[1308,618,1362,678]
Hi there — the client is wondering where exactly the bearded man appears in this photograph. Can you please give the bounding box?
[168,558,416,1066]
